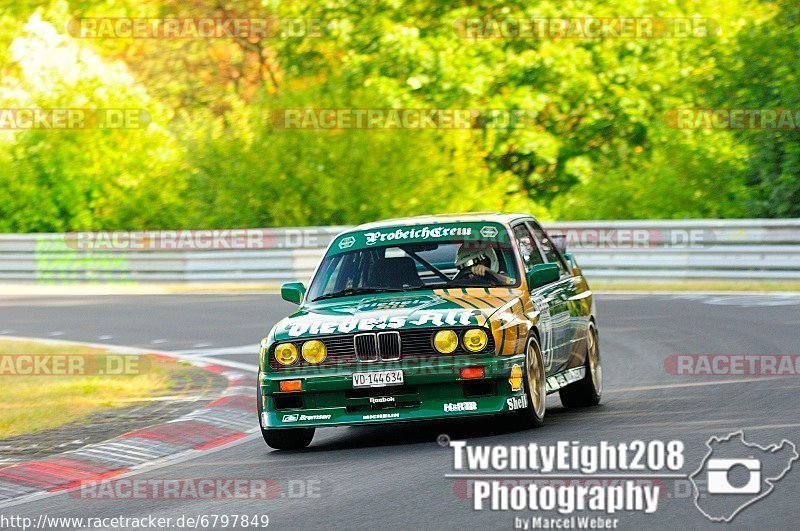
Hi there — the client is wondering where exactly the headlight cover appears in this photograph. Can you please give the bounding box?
[274,343,299,366]
[302,340,327,364]
[433,330,459,354]
[463,328,488,352]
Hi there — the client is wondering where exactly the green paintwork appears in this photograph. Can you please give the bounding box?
[527,263,560,289]
[280,281,306,305]
[328,221,509,256]
[260,354,525,428]
[271,290,497,343]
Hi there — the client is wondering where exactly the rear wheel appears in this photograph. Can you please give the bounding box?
[519,335,547,428]
[559,324,602,408]
[257,379,314,450]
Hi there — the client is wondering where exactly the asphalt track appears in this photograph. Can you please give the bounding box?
[1,293,799,530]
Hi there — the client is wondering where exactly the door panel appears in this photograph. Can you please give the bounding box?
[564,275,593,369]
[523,220,583,371]
[512,222,571,374]
[530,279,572,372]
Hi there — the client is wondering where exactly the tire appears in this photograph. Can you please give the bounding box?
[519,335,547,428]
[559,323,602,408]
[257,377,315,450]
[261,427,315,451]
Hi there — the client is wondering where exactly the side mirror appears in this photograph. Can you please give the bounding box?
[281,282,306,305]
[563,252,581,276]
[526,263,560,289]
[550,233,567,255]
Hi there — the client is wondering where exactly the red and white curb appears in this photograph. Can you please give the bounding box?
[0,336,259,508]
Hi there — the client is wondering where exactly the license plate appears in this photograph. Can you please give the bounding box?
[352,370,404,388]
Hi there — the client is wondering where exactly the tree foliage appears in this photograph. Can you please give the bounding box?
[0,0,796,231]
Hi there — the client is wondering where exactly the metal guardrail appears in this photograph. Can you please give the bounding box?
[0,219,798,283]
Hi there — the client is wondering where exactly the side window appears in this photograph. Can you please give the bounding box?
[512,223,545,272]
[526,221,570,276]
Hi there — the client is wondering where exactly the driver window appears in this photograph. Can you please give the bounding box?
[512,223,545,272]
[526,221,569,276]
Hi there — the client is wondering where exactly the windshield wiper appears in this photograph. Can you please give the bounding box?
[426,278,513,289]
[419,282,452,290]
[312,287,407,301]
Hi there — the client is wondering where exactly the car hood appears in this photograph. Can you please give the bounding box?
[271,288,525,342]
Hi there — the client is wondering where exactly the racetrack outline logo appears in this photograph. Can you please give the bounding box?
[689,431,798,522]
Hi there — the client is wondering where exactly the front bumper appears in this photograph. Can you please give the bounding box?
[259,354,526,428]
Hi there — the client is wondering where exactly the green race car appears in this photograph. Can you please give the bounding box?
[257,214,601,450]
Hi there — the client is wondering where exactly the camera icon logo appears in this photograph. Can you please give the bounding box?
[690,431,798,522]
[706,458,761,494]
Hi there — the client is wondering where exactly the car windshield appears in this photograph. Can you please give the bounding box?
[307,238,520,302]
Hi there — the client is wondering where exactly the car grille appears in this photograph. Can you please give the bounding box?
[354,331,401,362]
[268,326,494,369]
[354,333,378,361]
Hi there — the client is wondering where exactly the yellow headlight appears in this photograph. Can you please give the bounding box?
[463,328,488,352]
[433,330,459,354]
[274,343,299,366]
[302,340,327,364]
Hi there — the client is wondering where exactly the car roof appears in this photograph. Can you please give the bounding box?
[351,212,535,231]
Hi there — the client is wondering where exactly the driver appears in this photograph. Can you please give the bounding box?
[454,243,513,285]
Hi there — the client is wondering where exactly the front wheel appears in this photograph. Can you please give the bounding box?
[519,335,547,428]
[261,427,315,450]
[559,324,602,408]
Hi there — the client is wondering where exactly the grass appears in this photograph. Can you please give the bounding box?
[0,340,182,438]
[4,281,799,295]
[591,280,800,292]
